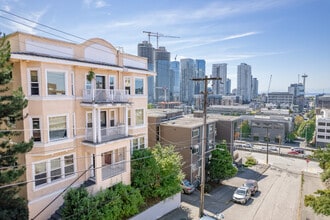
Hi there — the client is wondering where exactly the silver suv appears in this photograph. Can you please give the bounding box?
[243,179,258,196]
[232,186,251,205]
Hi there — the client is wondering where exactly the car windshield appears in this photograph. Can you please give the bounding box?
[244,183,254,187]
[235,189,246,195]
[182,180,191,186]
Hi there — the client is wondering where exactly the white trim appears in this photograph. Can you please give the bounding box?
[11,54,155,75]
[32,153,76,191]
[27,68,41,96]
[30,116,42,143]
[45,69,68,96]
[47,113,69,143]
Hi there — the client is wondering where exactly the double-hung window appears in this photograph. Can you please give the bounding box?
[30,70,40,95]
[135,109,144,126]
[49,116,67,141]
[109,76,115,90]
[47,71,66,95]
[32,118,41,142]
[34,154,75,188]
[135,78,144,95]
[124,77,131,95]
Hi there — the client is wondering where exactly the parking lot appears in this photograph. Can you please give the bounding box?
[159,151,327,220]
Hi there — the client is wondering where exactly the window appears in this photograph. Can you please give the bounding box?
[96,75,105,89]
[87,112,92,128]
[127,110,131,126]
[139,137,145,149]
[318,122,326,126]
[135,109,144,126]
[102,152,112,166]
[30,70,39,95]
[132,136,146,150]
[47,71,66,95]
[318,135,325,139]
[85,75,92,90]
[35,162,47,186]
[125,77,131,95]
[49,116,67,141]
[32,118,41,142]
[100,111,106,127]
[34,154,75,188]
[192,128,199,138]
[64,155,74,177]
[133,138,139,150]
[109,76,115,90]
[135,78,144,95]
[50,158,61,181]
[318,129,325,132]
[110,110,115,127]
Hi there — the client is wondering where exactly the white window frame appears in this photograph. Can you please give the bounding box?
[124,77,132,95]
[48,114,69,142]
[109,75,116,90]
[27,68,40,96]
[131,136,146,151]
[33,153,76,190]
[134,77,144,95]
[135,109,144,126]
[30,117,42,143]
[45,69,68,96]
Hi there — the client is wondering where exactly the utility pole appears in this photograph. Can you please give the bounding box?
[192,76,221,218]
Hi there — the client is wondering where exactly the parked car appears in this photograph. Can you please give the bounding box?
[200,213,224,220]
[288,150,300,155]
[290,147,305,154]
[232,186,251,204]
[181,179,195,194]
[243,179,258,195]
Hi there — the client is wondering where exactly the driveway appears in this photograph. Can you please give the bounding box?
[158,152,328,220]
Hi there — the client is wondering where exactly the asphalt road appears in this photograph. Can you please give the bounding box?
[158,151,327,220]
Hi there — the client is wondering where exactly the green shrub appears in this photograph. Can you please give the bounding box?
[321,169,330,182]
[245,156,257,167]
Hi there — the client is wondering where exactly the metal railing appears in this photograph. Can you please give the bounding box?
[102,161,126,180]
[82,89,129,103]
[85,125,126,143]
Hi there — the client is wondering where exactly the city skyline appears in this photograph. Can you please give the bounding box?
[0,0,329,93]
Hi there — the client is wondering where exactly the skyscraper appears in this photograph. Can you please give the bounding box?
[226,78,231,95]
[252,77,259,99]
[180,58,195,105]
[212,63,227,95]
[237,63,252,103]
[138,41,155,103]
[170,61,180,101]
[155,46,171,102]
[195,59,206,94]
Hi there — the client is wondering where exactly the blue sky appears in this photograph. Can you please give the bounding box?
[0,0,329,93]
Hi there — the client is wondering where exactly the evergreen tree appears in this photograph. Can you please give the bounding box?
[0,33,33,219]
[208,141,237,182]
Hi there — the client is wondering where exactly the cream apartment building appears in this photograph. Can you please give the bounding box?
[6,32,154,219]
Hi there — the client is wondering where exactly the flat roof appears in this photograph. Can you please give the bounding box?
[161,115,218,128]
[147,109,183,117]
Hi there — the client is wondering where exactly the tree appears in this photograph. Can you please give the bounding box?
[207,141,237,182]
[240,120,251,138]
[131,144,184,200]
[0,33,33,219]
[304,145,330,216]
[304,189,330,216]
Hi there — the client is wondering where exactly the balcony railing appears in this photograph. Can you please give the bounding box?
[85,125,127,143]
[82,89,129,103]
[102,160,126,180]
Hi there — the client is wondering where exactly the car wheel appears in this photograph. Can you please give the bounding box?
[242,199,246,205]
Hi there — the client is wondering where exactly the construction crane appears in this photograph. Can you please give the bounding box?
[143,31,180,48]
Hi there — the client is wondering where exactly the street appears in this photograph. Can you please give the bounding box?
[159,151,327,220]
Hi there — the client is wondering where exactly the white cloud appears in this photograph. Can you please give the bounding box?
[83,0,109,9]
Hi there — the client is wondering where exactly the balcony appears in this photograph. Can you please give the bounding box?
[82,89,129,103]
[85,125,127,143]
[102,160,126,180]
